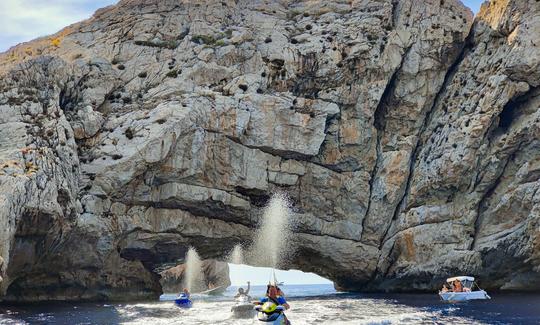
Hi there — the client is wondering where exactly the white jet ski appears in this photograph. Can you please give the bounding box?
[231,295,256,319]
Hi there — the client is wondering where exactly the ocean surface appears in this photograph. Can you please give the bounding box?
[1,284,540,324]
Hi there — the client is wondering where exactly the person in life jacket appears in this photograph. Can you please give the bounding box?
[179,288,190,299]
[254,284,290,324]
[256,285,289,309]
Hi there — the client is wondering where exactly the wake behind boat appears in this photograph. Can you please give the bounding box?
[439,276,491,301]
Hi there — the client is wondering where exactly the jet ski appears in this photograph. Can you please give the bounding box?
[255,302,288,324]
[174,294,193,308]
[231,295,256,319]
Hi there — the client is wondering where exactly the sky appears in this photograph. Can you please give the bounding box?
[229,264,332,286]
[0,0,486,53]
[0,0,484,285]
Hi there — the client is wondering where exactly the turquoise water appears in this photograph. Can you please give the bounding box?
[1,284,540,324]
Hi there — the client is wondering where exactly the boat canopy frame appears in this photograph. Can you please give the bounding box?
[446,276,475,282]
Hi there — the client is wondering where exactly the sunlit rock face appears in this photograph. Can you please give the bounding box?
[0,0,538,301]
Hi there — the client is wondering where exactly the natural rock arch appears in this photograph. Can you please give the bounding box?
[1,0,540,302]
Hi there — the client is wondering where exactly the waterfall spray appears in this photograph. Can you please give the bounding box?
[183,247,204,292]
[229,244,244,265]
[250,193,293,269]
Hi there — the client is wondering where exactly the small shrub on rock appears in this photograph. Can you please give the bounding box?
[166,70,178,78]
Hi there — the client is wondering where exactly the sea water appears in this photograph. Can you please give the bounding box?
[2,284,540,324]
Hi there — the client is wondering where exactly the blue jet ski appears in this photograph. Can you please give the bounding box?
[174,294,193,308]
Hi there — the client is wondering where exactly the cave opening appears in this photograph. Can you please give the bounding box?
[159,261,335,299]
[497,99,518,131]
[228,263,332,287]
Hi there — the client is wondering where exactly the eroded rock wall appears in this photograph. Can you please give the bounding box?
[371,0,540,292]
[0,0,538,301]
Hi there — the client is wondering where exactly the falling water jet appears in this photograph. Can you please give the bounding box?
[229,244,244,265]
[249,193,293,269]
[183,247,204,292]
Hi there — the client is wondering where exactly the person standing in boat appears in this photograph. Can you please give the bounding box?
[453,280,463,292]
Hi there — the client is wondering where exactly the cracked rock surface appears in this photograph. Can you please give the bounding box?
[0,0,538,301]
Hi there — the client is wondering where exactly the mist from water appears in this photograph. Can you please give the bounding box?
[183,247,204,292]
[229,244,244,265]
[249,193,293,269]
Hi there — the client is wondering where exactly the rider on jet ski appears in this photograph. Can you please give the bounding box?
[254,284,290,323]
[258,284,289,309]
[179,288,190,299]
[235,281,251,299]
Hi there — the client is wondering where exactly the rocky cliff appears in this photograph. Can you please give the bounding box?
[0,0,539,302]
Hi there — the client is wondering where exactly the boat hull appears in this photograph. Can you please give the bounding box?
[439,290,491,301]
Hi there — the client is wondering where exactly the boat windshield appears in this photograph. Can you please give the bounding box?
[445,279,475,290]
[462,280,474,289]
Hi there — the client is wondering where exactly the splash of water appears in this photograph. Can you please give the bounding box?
[249,193,292,269]
[229,244,244,264]
[183,247,204,292]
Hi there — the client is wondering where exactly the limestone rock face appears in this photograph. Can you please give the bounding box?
[0,0,538,301]
[159,260,230,293]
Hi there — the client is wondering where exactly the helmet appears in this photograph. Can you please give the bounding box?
[261,301,277,313]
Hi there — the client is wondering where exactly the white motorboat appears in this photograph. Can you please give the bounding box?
[439,276,491,301]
